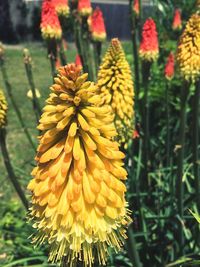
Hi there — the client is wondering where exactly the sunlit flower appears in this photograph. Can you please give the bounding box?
[78,0,92,17]
[40,0,62,40]
[97,38,134,147]
[172,9,182,30]
[27,89,41,99]
[177,13,200,82]
[139,18,159,62]
[133,0,139,16]
[90,7,106,42]
[0,90,7,128]
[75,54,82,68]
[52,0,70,17]
[164,52,175,80]
[27,64,131,266]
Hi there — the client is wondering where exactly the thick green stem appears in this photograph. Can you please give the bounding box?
[24,62,41,124]
[58,39,67,66]
[93,41,102,78]
[47,39,57,81]
[166,81,170,167]
[129,1,140,95]
[0,129,28,210]
[176,81,189,254]
[127,226,142,267]
[81,17,94,80]
[193,80,200,210]
[0,60,36,151]
[141,61,151,187]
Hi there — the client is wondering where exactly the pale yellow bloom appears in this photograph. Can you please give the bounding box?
[28,64,131,267]
[177,13,200,82]
[97,38,134,147]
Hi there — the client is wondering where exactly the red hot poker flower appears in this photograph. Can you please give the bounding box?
[164,52,175,80]
[40,0,62,40]
[172,9,182,30]
[139,18,159,62]
[91,7,106,42]
[78,0,92,17]
[133,0,139,16]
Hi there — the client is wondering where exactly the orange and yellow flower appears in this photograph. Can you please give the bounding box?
[139,18,159,62]
[78,0,92,17]
[0,90,7,128]
[90,7,106,42]
[52,0,70,17]
[172,9,182,30]
[40,0,62,40]
[177,13,200,82]
[164,52,175,80]
[27,64,131,266]
[97,38,134,147]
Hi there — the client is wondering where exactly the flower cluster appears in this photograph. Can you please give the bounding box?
[177,14,200,82]
[78,0,92,17]
[164,52,175,80]
[97,38,134,147]
[40,0,62,40]
[52,0,70,17]
[90,7,106,42]
[133,0,139,16]
[0,90,7,128]
[27,64,131,266]
[139,18,159,62]
[172,9,182,30]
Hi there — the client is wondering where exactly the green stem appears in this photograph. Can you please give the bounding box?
[176,81,189,254]
[0,59,36,151]
[129,1,140,95]
[141,61,151,187]
[93,41,102,78]
[24,62,41,124]
[193,79,200,210]
[127,226,142,267]
[58,38,67,66]
[0,129,28,210]
[166,81,170,167]
[47,39,57,81]
[81,17,94,80]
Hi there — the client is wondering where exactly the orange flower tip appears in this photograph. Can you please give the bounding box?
[139,18,159,62]
[91,7,106,42]
[172,9,182,30]
[28,62,131,266]
[40,0,62,40]
[132,129,139,139]
[164,52,175,80]
[78,0,92,16]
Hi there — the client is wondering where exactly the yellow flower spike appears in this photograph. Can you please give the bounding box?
[177,13,200,82]
[0,90,7,128]
[97,38,134,147]
[28,64,131,267]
